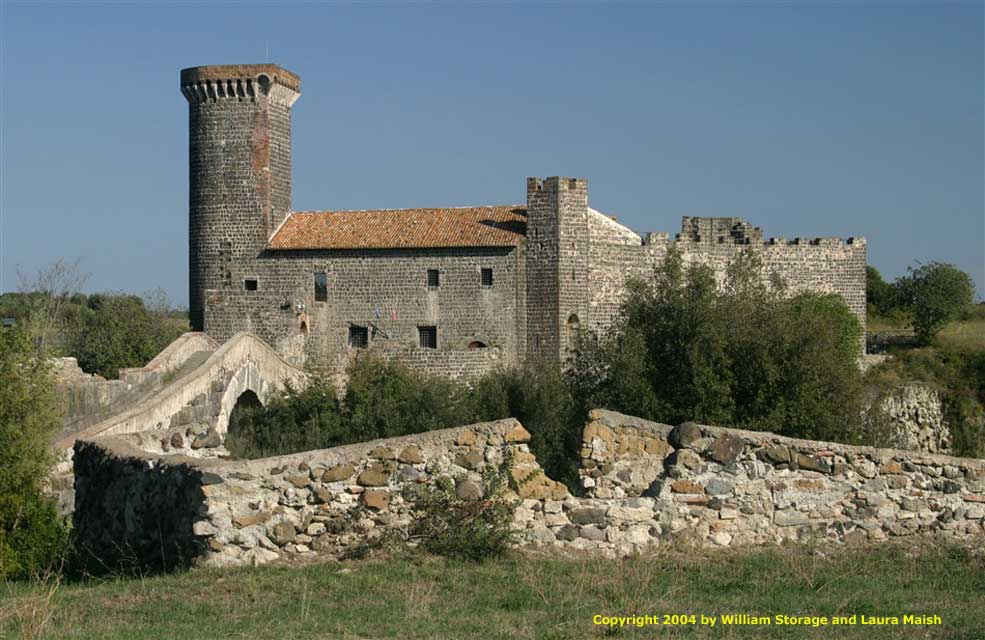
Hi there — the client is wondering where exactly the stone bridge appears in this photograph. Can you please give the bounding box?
[52,331,307,511]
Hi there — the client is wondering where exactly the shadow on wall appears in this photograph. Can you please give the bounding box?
[72,440,213,575]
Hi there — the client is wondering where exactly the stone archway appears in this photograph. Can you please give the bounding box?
[215,360,273,436]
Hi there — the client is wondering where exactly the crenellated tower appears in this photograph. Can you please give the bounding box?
[181,64,301,331]
[525,176,591,363]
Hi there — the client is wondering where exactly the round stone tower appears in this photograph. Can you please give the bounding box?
[180,64,301,331]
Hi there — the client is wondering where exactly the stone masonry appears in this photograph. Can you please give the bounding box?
[73,410,983,571]
[181,64,866,378]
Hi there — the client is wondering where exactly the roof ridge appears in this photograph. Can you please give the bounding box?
[289,204,525,215]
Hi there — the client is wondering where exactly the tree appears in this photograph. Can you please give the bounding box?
[13,259,89,356]
[866,266,897,316]
[64,293,186,379]
[896,262,975,345]
[0,326,69,579]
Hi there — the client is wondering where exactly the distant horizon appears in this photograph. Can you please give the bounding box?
[2,2,982,301]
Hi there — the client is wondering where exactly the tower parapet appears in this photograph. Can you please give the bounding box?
[182,64,300,332]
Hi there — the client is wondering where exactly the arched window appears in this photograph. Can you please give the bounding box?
[566,314,581,350]
[467,340,488,350]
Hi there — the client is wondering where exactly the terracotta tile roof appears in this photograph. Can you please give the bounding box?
[267,206,527,250]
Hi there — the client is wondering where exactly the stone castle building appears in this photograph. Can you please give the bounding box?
[181,63,866,378]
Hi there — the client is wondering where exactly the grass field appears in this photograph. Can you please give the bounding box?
[1,542,982,640]
[867,314,985,353]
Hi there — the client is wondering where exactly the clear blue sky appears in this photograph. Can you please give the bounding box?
[2,1,983,303]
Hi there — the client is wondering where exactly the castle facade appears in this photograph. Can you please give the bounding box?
[181,64,866,377]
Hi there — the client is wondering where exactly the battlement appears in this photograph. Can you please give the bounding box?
[526,176,588,194]
[661,217,865,248]
[180,64,300,107]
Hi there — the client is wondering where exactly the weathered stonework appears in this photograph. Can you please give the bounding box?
[181,64,867,379]
[877,383,952,454]
[72,410,983,572]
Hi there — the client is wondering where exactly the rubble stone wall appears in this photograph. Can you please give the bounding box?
[72,411,984,572]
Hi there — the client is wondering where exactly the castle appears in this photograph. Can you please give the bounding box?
[181,64,866,377]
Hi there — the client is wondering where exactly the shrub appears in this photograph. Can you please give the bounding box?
[0,492,69,580]
[895,262,975,345]
[345,357,475,440]
[225,358,479,459]
[0,326,70,580]
[408,465,517,562]
[471,361,581,488]
[225,379,345,459]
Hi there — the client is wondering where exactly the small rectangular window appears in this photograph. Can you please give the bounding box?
[349,326,368,348]
[244,279,258,291]
[314,272,328,302]
[418,326,437,349]
[427,269,440,289]
[481,268,493,287]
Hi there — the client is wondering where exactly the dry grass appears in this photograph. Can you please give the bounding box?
[0,572,60,640]
[937,319,985,352]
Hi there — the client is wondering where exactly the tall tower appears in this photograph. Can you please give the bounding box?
[180,64,301,331]
[525,177,590,363]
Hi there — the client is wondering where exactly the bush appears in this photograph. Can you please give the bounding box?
[0,326,70,580]
[227,356,585,490]
[471,361,581,488]
[225,379,345,459]
[63,293,186,379]
[866,266,898,316]
[895,262,975,345]
[570,248,867,444]
[344,357,475,440]
[0,492,69,580]
[226,358,479,459]
[408,465,517,562]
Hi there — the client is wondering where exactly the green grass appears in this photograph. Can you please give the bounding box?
[2,542,982,639]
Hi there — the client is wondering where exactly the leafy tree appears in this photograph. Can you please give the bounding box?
[866,266,898,316]
[0,326,69,579]
[896,262,975,345]
[63,293,186,379]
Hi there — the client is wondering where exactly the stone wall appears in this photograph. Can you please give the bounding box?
[584,230,867,338]
[877,383,952,454]
[576,410,983,549]
[204,247,525,377]
[73,419,563,569]
[54,332,217,441]
[73,410,983,572]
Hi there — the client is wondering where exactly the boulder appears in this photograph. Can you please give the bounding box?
[668,422,702,449]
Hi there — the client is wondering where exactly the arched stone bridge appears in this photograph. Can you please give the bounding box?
[52,332,306,512]
[57,332,306,452]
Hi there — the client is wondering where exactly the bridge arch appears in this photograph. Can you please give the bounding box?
[216,360,276,436]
